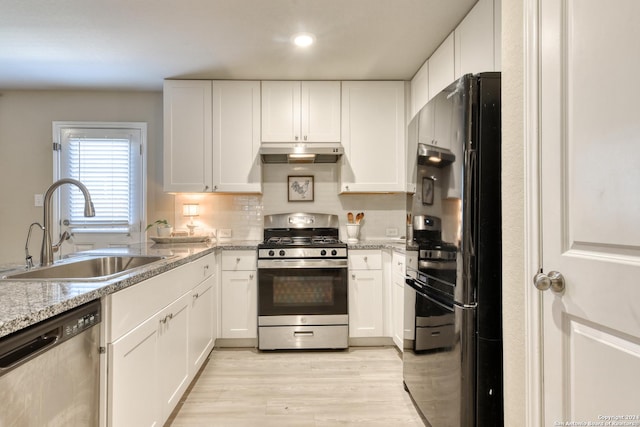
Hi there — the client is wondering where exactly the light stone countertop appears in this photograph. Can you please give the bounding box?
[0,238,405,339]
[0,240,260,339]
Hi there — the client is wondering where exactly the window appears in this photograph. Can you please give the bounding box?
[53,122,146,251]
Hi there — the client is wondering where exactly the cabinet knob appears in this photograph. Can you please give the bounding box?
[236,258,240,263]
[352,273,356,279]
[193,292,200,299]
[249,273,254,279]
[295,136,299,141]
[203,185,209,191]
[364,256,368,262]
[303,135,308,141]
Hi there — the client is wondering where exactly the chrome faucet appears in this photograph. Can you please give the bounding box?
[25,222,44,269]
[40,178,95,266]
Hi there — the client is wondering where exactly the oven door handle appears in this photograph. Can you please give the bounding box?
[258,259,348,269]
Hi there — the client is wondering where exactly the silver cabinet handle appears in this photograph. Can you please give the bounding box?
[533,271,565,293]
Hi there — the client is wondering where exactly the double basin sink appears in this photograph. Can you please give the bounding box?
[2,255,172,281]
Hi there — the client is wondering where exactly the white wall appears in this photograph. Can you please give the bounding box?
[0,90,173,264]
[501,0,526,424]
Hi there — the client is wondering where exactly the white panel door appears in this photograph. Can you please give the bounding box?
[538,0,640,424]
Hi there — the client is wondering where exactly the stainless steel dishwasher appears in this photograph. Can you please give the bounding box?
[0,300,101,426]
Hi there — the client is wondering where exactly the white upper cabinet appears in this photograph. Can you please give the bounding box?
[418,92,454,151]
[340,81,406,193]
[410,60,430,119]
[212,80,261,193]
[163,80,261,193]
[261,81,341,143]
[163,80,213,193]
[428,32,455,100]
[454,0,497,79]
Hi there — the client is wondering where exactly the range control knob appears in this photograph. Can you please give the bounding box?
[320,249,327,256]
[331,249,338,256]
[268,250,275,257]
[279,250,286,257]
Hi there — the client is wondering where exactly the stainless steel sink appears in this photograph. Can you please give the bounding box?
[2,255,170,281]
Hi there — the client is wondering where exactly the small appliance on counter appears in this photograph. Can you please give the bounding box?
[257,213,348,350]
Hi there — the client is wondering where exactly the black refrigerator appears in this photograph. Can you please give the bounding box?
[403,72,502,427]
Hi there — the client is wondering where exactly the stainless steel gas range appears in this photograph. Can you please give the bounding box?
[257,213,348,350]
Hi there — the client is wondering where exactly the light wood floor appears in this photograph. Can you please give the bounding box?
[166,346,425,426]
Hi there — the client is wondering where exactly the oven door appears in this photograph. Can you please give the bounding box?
[257,259,348,320]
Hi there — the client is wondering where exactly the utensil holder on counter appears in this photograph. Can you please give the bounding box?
[346,224,360,243]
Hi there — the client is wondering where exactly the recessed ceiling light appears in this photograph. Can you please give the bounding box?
[292,33,315,47]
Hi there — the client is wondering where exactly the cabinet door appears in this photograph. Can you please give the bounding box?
[158,292,191,422]
[108,317,160,427]
[392,273,405,349]
[221,270,257,339]
[163,80,213,192]
[189,275,215,375]
[301,81,341,142]
[454,0,496,79]
[261,81,301,142]
[348,270,383,338]
[428,32,455,100]
[340,81,406,193]
[212,81,261,193]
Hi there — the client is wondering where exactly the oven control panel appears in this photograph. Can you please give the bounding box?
[258,247,347,259]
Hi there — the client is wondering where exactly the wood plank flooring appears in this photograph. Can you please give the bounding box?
[166,346,425,426]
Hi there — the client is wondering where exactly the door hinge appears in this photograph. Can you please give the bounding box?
[52,142,62,151]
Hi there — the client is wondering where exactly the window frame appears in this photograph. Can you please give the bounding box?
[52,121,147,253]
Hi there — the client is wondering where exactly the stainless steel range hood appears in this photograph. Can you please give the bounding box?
[417,143,455,167]
[260,143,344,164]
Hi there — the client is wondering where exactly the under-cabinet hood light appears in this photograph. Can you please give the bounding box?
[417,143,455,167]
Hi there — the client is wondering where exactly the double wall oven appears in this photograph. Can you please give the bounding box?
[257,213,348,350]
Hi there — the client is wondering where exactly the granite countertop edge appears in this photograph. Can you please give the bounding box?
[0,240,261,339]
[0,239,406,338]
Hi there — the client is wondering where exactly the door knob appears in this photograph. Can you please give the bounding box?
[533,271,565,293]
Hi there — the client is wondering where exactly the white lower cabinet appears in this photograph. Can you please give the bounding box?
[158,292,191,421]
[348,250,383,338]
[391,251,406,350]
[106,253,216,427]
[109,313,160,427]
[220,251,257,339]
[189,274,216,375]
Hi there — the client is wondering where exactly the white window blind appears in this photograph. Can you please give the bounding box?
[66,137,133,232]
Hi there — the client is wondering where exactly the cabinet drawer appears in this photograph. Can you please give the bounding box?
[191,253,216,282]
[221,251,256,271]
[348,250,382,270]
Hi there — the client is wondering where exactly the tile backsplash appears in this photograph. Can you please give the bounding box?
[173,163,407,241]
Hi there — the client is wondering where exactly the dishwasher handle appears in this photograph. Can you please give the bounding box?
[0,299,101,377]
[0,326,60,371]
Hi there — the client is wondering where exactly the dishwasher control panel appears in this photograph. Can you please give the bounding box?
[63,309,100,338]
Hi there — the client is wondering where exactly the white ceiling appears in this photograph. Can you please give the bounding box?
[0,0,477,91]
